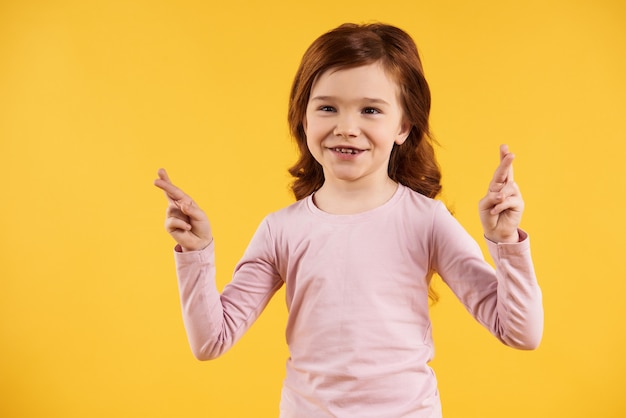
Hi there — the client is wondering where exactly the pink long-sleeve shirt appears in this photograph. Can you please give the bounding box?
[174,184,543,417]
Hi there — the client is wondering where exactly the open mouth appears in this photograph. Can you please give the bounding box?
[331,147,362,155]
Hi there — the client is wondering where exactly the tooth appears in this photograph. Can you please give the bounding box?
[333,147,360,154]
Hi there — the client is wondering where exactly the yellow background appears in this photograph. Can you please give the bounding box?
[1,0,625,416]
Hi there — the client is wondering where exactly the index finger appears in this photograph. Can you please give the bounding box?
[490,146,515,191]
[154,169,188,202]
[499,144,514,182]
[157,168,172,184]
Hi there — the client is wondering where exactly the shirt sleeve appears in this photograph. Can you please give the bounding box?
[174,218,283,360]
[430,201,544,349]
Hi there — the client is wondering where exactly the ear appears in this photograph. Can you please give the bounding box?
[395,121,411,145]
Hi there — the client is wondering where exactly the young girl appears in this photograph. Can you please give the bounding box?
[154,23,543,418]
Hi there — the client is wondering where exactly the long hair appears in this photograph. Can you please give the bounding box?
[287,23,442,201]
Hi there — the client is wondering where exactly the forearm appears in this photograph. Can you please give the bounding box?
[173,222,284,360]
[487,232,544,349]
[175,242,230,360]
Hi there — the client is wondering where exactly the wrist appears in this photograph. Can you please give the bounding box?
[485,229,520,244]
[176,238,213,253]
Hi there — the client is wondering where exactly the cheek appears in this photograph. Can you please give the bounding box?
[302,113,309,133]
[304,127,319,154]
[303,116,324,141]
[303,114,319,142]
[305,138,323,165]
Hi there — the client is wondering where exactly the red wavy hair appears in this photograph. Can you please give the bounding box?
[288,23,442,201]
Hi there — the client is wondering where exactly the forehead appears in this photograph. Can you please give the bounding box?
[310,62,400,100]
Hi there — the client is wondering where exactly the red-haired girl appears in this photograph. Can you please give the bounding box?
[155,23,543,418]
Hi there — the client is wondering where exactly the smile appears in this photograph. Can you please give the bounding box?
[331,147,363,155]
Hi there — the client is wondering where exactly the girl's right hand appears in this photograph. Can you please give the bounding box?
[154,169,213,252]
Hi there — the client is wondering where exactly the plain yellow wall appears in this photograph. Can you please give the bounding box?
[1,0,625,417]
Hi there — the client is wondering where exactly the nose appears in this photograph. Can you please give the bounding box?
[333,114,360,138]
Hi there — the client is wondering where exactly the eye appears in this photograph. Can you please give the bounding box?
[362,107,381,115]
[319,105,336,112]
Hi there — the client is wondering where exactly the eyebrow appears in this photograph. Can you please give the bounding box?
[309,95,391,106]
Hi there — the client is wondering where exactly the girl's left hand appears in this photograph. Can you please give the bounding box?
[478,144,524,243]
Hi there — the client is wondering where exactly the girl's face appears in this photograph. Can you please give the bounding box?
[304,62,410,189]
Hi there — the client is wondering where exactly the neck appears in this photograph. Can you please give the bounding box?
[313,177,399,215]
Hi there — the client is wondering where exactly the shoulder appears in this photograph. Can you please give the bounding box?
[259,196,313,237]
[266,196,310,221]
[393,185,459,246]
[242,198,311,258]
[396,184,448,217]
